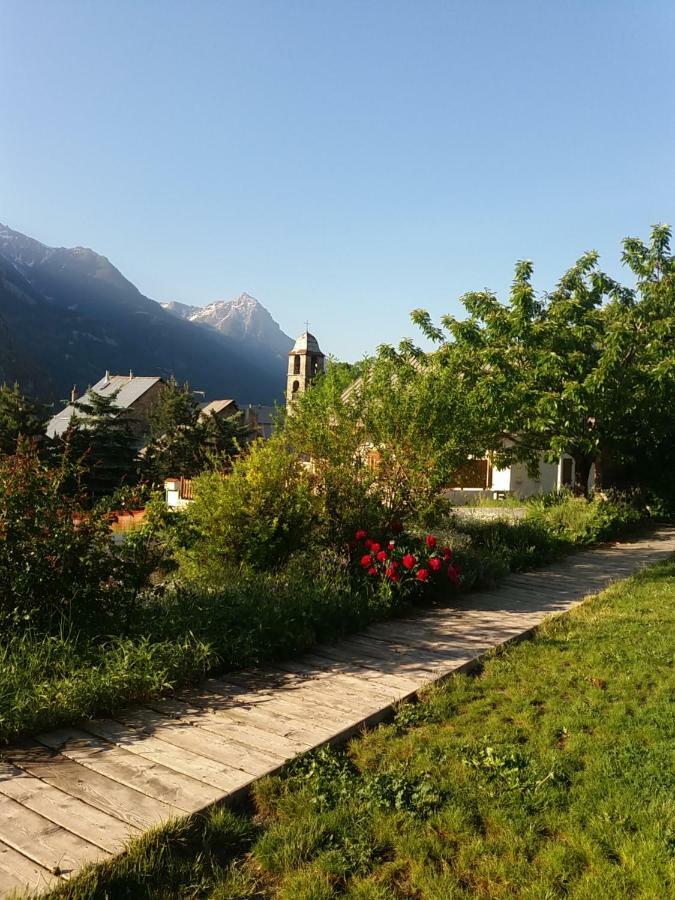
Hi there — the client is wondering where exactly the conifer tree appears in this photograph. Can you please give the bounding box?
[0,383,47,455]
[63,389,139,499]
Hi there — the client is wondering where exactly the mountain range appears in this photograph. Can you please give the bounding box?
[0,224,294,405]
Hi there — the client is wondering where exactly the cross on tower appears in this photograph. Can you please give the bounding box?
[304,320,310,333]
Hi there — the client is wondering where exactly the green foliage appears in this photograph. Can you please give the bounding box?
[175,436,319,582]
[142,378,248,485]
[0,629,214,743]
[0,445,118,628]
[285,353,493,542]
[61,388,139,498]
[0,382,47,455]
[411,224,675,500]
[0,444,159,631]
[526,492,642,544]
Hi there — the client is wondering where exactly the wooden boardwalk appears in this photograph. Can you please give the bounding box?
[1,527,674,897]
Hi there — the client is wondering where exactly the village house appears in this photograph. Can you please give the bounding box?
[46,371,165,445]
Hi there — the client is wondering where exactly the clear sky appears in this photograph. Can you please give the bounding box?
[2,1,674,360]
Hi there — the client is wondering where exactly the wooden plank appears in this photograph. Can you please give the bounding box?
[212,672,371,725]
[310,642,437,682]
[0,793,108,878]
[290,652,424,693]
[172,681,356,732]
[80,718,255,794]
[105,708,286,774]
[35,728,221,814]
[0,762,138,853]
[3,742,176,831]
[0,840,60,895]
[173,689,337,744]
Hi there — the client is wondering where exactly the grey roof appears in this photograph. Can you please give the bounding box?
[200,399,238,418]
[46,374,163,438]
[290,331,323,355]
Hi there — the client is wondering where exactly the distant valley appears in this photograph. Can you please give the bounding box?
[0,224,293,405]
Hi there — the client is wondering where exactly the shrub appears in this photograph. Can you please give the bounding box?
[353,529,461,596]
[174,436,320,585]
[526,493,643,545]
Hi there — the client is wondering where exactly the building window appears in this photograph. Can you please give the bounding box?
[292,380,300,394]
[293,355,301,374]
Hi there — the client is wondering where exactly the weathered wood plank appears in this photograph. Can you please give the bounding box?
[0,840,60,895]
[80,718,256,794]
[35,728,221,814]
[0,794,108,878]
[106,707,285,773]
[0,762,138,853]
[3,743,176,831]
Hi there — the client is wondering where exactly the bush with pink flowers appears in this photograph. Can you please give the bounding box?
[353,529,461,595]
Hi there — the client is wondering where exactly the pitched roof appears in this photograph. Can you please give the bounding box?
[46,374,163,438]
[200,399,239,418]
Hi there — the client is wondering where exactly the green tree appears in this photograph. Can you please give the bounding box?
[411,225,675,498]
[142,379,247,484]
[284,351,491,539]
[62,389,139,499]
[0,383,47,455]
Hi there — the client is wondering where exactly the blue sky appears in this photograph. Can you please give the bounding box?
[2,1,674,360]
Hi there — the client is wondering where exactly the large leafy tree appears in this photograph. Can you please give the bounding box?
[284,350,491,538]
[412,225,675,497]
[0,383,47,455]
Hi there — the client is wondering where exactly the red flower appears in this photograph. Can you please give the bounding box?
[385,566,400,582]
[428,557,442,572]
[425,534,437,549]
[402,553,416,570]
[442,546,452,562]
[370,542,381,554]
[367,567,378,575]
[355,529,368,541]
[416,568,430,582]
[360,554,373,568]
[365,538,374,550]
[376,550,388,562]
[447,564,460,585]
[388,540,396,549]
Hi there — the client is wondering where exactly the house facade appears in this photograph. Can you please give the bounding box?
[447,452,594,503]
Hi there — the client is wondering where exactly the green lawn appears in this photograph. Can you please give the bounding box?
[44,558,675,900]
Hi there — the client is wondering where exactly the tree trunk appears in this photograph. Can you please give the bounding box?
[573,454,593,497]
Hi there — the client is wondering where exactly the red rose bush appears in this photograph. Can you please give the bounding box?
[354,529,460,594]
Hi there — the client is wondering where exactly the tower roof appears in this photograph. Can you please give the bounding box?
[290,331,323,355]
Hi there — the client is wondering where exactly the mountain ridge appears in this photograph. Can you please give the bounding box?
[162,293,294,358]
[0,224,290,405]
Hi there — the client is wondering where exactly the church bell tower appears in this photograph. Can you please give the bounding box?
[286,330,325,409]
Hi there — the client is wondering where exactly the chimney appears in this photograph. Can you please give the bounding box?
[103,370,110,386]
[70,385,78,403]
[128,369,133,382]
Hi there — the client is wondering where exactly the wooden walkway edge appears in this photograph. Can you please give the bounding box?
[1,527,674,897]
